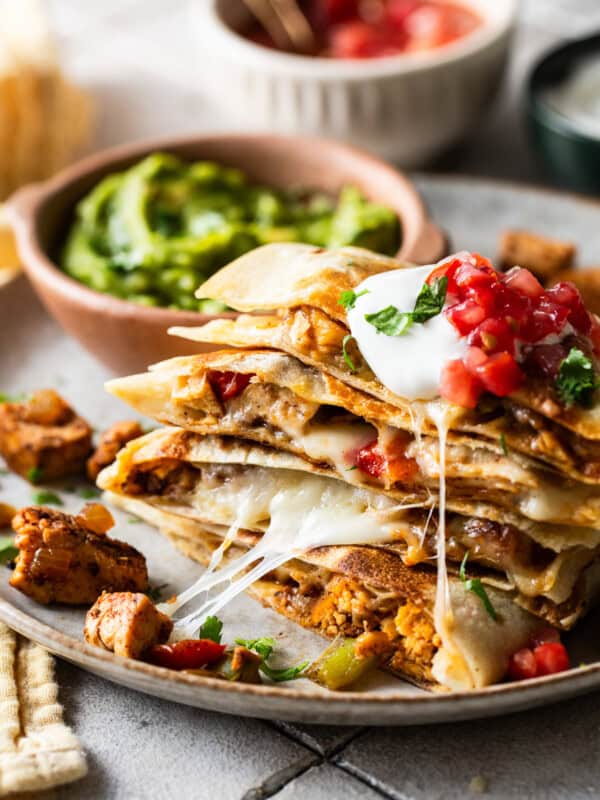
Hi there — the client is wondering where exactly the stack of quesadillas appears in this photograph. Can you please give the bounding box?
[98,243,600,690]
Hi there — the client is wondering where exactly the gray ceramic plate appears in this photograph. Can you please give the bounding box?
[2,176,600,726]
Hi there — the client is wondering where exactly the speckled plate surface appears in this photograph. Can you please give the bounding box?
[2,176,600,726]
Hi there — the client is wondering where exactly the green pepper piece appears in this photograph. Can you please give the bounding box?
[307,637,377,691]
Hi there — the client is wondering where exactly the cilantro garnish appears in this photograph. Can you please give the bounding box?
[32,491,62,506]
[146,583,168,603]
[365,276,447,337]
[500,433,508,456]
[27,467,44,484]
[459,552,498,622]
[342,334,358,372]
[235,636,308,682]
[199,615,223,644]
[78,487,101,499]
[338,289,369,311]
[555,348,600,407]
[0,536,18,565]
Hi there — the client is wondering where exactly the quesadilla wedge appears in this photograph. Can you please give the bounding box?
[171,244,600,484]
[97,428,600,621]
[107,349,600,529]
[98,442,597,691]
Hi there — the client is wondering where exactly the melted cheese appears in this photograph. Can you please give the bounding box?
[161,470,408,637]
[347,265,467,401]
[298,422,375,473]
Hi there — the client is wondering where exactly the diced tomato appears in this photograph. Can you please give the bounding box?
[468,317,516,355]
[503,267,544,299]
[529,626,561,648]
[354,438,386,478]
[507,648,538,681]
[464,345,488,372]
[547,282,592,334]
[353,435,418,483]
[146,639,226,671]
[426,256,461,297]
[439,358,483,409]
[533,642,570,676]
[445,299,487,335]
[330,21,383,58]
[207,370,253,402]
[520,300,570,344]
[468,350,524,397]
[384,0,420,27]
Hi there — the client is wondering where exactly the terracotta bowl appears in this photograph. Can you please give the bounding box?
[6,133,447,375]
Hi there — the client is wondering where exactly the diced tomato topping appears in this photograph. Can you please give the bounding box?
[503,267,544,299]
[507,647,538,681]
[207,371,253,402]
[446,299,487,336]
[433,250,599,408]
[439,359,483,409]
[146,639,226,671]
[468,317,516,355]
[547,281,592,334]
[354,438,386,478]
[533,642,570,676]
[471,351,524,397]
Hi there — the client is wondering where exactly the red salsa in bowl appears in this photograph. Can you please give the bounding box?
[247,0,482,59]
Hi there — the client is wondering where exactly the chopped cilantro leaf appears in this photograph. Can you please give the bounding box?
[199,615,223,644]
[459,552,498,621]
[365,276,447,337]
[32,491,62,506]
[27,467,44,484]
[500,433,508,456]
[146,583,168,603]
[342,334,358,372]
[78,487,101,499]
[338,288,369,311]
[556,348,600,407]
[0,536,18,565]
[346,465,358,471]
[235,637,307,682]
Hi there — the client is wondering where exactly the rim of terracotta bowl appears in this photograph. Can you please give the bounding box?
[197,0,517,79]
[5,132,447,325]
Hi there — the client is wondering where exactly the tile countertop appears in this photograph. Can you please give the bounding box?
[22,1,600,799]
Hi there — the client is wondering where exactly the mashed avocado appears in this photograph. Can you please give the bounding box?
[61,152,400,311]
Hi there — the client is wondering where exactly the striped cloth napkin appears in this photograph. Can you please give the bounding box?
[0,623,86,795]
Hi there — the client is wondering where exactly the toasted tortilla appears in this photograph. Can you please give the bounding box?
[105,490,544,691]
[107,350,600,529]
[176,242,600,463]
[97,427,600,611]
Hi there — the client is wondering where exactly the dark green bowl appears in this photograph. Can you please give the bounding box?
[528,33,600,194]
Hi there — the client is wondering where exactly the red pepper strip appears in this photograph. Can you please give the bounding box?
[147,639,226,671]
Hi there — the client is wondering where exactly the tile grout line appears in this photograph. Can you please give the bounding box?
[332,759,406,800]
[241,751,322,800]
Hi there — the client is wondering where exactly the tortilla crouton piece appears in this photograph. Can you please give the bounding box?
[551,268,600,318]
[10,504,148,605]
[498,230,576,282]
[0,389,93,482]
[87,420,144,482]
[84,592,172,659]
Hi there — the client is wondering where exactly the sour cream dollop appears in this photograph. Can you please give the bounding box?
[347,265,467,400]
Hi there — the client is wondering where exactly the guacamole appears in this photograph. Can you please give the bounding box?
[61,152,401,311]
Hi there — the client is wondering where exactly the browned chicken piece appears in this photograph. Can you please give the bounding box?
[552,268,600,317]
[84,591,172,659]
[10,503,148,605]
[498,230,576,282]
[0,502,16,528]
[87,420,144,482]
[0,389,93,482]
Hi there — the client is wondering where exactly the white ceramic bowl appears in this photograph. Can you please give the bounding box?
[194,0,517,167]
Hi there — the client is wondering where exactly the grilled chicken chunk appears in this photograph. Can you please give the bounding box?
[87,420,144,482]
[0,389,93,482]
[84,591,172,659]
[10,504,148,604]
